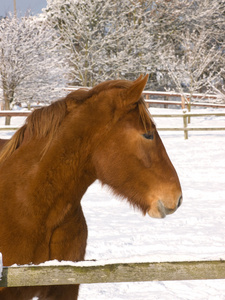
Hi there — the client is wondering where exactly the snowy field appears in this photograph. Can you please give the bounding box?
[0,107,225,299]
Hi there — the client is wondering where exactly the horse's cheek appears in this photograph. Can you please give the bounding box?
[135,144,152,168]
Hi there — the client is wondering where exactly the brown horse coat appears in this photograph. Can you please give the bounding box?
[0,139,7,149]
[0,75,182,299]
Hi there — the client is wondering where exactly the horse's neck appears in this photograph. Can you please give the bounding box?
[0,139,8,152]
[25,136,95,229]
[39,136,95,202]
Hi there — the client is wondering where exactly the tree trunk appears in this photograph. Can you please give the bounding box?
[3,93,11,126]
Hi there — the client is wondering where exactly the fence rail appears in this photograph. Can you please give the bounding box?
[145,99,225,108]
[0,259,225,287]
[0,110,225,139]
[143,91,225,109]
[65,88,225,108]
[152,111,225,139]
[0,111,30,117]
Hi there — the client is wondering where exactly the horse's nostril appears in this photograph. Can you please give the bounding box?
[177,195,183,208]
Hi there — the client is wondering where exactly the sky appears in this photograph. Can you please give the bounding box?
[0,0,47,17]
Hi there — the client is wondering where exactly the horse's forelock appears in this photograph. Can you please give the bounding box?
[66,81,152,133]
[138,97,154,133]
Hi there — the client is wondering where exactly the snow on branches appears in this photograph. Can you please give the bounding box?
[0,13,68,113]
[44,0,225,100]
[44,0,158,86]
[1,0,225,111]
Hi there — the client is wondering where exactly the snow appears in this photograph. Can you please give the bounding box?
[0,107,225,299]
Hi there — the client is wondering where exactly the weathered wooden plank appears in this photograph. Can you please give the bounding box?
[1,126,225,132]
[0,126,21,131]
[143,90,221,99]
[151,112,225,118]
[146,100,225,108]
[185,127,225,131]
[157,127,225,131]
[1,111,224,118]
[65,87,222,100]
[0,111,30,117]
[0,111,225,119]
[0,112,224,136]
[0,260,225,287]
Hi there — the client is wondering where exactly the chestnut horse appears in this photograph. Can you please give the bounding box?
[0,75,182,299]
[0,139,7,149]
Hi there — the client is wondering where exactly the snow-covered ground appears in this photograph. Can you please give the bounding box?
[0,107,225,299]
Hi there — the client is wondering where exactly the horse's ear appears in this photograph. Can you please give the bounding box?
[122,74,149,106]
[133,74,143,83]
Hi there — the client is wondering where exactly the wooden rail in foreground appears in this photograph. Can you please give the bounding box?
[0,260,225,287]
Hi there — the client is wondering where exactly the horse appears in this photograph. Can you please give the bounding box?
[0,75,182,299]
[0,139,8,149]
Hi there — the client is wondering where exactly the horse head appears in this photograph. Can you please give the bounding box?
[67,75,183,218]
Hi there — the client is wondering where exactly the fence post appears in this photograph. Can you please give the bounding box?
[163,96,169,108]
[183,110,188,139]
[181,95,185,109]
[145,93,151,108]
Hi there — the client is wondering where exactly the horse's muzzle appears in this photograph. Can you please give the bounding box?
[148,195,183,219]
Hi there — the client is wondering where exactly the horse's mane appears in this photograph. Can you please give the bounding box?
[0,80,152,163]
[0,87,96,164]
[0,99,68,163]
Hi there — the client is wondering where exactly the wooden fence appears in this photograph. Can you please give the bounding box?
[1,259,225,287]
[0,110,225,139]
[152,111,225,139]
[65,88,225,109]
[143,91,225,109]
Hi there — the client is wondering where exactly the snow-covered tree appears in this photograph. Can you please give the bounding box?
[155,0,225,103]
[44,0,158,87]
[43,0,225,98]
[160,31,221,98]
[0,14,69,123]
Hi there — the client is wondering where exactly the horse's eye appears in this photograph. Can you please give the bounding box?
[142,132,154,140]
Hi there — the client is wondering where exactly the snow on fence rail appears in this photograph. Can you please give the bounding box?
[0,259,225,287]
[0,110,225,139]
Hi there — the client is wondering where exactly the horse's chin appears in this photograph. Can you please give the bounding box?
[148,200,176,219]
